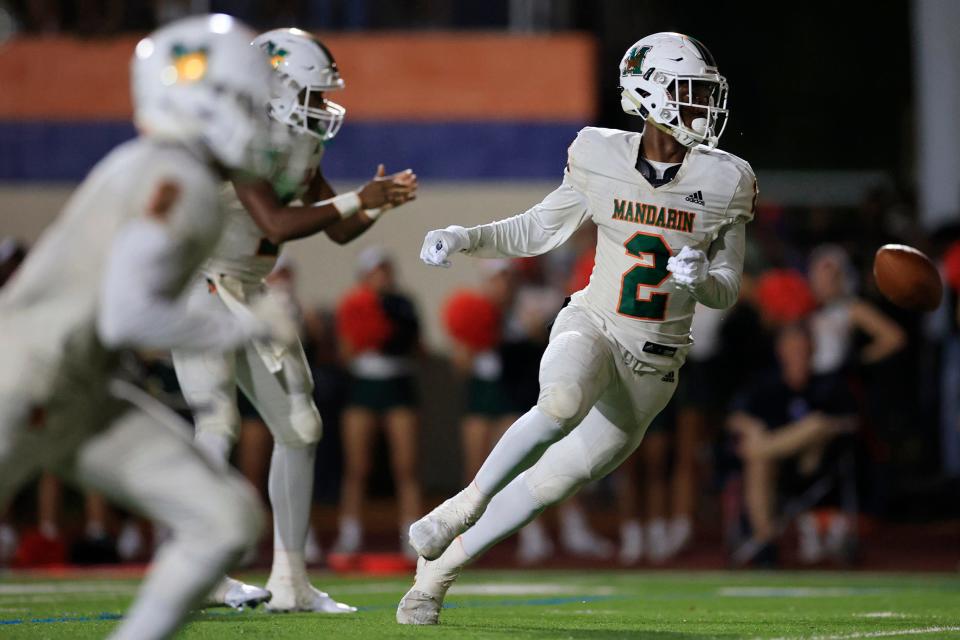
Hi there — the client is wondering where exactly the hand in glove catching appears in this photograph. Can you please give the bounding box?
[666,245,709,289]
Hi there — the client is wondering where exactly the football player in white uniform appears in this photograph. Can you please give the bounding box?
[170,28,417,613]
[398,32,757,624]
[0,15,294,640]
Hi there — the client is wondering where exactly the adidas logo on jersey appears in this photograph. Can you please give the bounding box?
[684,190,705,206]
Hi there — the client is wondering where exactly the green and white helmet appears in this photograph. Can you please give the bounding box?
[131,14,275,175]
[619,32,729,149]
[253,28,345,141]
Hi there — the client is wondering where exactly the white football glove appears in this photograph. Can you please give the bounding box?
[667,245,709,289]
[248,289,300,345]
[420,225,470,268]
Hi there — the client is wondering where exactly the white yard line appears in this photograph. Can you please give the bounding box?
[720,587,887,598]
[765,626,960,640]
[0,582,137,596]
[449,583,617,596]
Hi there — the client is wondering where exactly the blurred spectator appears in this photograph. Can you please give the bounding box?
[616,307,730,565]
[807,244,905,375]
[334,247,422,556]
[755,269,817,327]
[12,476,117,567]
[616,407,672,564]
[666,304,728,559]
[938,240,960,476]
[727,323,858,566]
[302,304,348,561]
[443,260,516,483]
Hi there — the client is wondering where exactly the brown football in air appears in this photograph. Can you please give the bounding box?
[873,244,943,312]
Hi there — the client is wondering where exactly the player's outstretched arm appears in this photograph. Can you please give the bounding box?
[420,182,588,268]
[234,164,417,245]
[322,165,418,245]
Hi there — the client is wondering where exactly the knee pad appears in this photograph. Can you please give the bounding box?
[537,381,583,425]
[271,394,323,447]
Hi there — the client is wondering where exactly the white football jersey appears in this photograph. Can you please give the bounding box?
[0,139,222,398]
[462,126,755,370]
[204,134,323,281]
[566,127,755,367]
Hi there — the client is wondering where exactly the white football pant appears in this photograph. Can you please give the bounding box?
[0,370,262,640]
[171,277,322,450]
[460,303,677,558]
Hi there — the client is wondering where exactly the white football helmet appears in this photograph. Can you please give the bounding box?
[619,32,729,149]
[131,14,276,175]
[253,28,345,141]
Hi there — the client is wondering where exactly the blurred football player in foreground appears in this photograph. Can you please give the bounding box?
[0,15,295,639]
[170,28,416,612]
[399,32,757,624]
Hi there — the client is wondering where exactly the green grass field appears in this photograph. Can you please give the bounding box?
[1,570,958,639]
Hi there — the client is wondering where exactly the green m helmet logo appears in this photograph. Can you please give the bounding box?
[265,41,290,69]
[623,46,651,76]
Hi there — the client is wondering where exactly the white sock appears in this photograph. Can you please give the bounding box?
[473,408,565,496]
[334,517,362,553]
[39,520,58,539]
[269,550,308,588]
[519,519,550,547]
[621,519,643,540]
[267,443,316,589]
[399,520,415,547]
[0,524,18,563]
[619,519,644,563]
[560,503,589,536]
[85,520,107,540]
[195,431,233,470]
[647,518,669,560]
[461,472,545,558]
[669,516,692,547]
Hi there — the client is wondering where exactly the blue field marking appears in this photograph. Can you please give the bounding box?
[0,594,626,625]
[0,612,123,625]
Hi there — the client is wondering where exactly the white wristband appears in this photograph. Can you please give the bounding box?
[364,208,383,220]
[330,191,362,219]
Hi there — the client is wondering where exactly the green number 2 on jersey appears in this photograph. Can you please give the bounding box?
[617,232,671,321]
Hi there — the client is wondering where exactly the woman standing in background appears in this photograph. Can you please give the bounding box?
[334,248,423,557]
